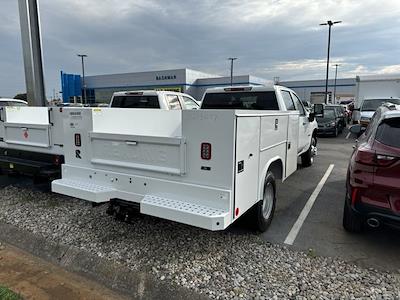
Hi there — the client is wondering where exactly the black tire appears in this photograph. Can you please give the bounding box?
[333,126,339,137]
[342,199,363,233]
[301,136,316,167]
[253,171,276,232]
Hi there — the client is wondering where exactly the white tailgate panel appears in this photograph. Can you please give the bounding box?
[3,123,51,148]
[234,116,260,219]
[3,107,51,148]
[90,133,185,175]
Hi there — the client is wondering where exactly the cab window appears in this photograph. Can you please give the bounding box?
[291,93,306,116]
[281,91,296,111]
[182,96,199,109]
[166,95,182,110]
[111,95,160,108]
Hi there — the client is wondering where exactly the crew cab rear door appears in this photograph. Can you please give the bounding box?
[280,90,308,153]
[291,92,311,153]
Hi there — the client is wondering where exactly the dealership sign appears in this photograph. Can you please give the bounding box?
[156,75,177,80]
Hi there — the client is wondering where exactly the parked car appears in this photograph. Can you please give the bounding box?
[109,90,200,110]
[316,106,342,137]
[357,98,400,128]
[343,103,400,232]
[0,98,28,106]
[327,104,347,128]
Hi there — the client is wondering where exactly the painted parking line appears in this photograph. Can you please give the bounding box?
[284,164,335,245]
[345,132,351,139]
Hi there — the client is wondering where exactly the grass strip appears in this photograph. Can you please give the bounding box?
[0,285,23,300]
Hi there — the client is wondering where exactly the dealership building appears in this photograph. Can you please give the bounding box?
[61,68,268,103]
[281,77,356,104]
[61,68,356,104]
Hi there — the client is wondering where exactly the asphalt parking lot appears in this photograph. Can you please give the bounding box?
[263,128,400,272]
[0,129,399,275]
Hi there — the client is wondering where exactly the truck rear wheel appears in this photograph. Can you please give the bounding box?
[254,171,276,232]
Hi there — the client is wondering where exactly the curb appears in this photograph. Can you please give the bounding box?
[0,222,207,300]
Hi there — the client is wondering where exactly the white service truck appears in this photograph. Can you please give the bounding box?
[0,106,65,180]
[353,75,400,124]
[51,85,320,232]
[0,90,199,180]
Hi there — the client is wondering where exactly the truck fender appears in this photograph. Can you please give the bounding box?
[258,156,284,201]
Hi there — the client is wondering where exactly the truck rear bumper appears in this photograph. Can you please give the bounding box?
[0,152,62,178]
[52,165,232,231]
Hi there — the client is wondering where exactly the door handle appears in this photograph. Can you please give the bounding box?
[126,141,138,146]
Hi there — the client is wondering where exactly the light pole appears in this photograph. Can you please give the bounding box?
[228,57,237,86]
[77,54,87,104]
[333,64,340,103]
[320,20,341,103]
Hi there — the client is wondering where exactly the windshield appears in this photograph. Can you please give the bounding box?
[111,95,160,108]
[361,99,400,111]
[316,109,335,121]
[201,92,279,110]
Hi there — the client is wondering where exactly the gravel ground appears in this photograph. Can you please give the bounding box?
[0,186,399,299]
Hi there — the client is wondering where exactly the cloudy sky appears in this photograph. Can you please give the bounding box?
[1,0,400,98]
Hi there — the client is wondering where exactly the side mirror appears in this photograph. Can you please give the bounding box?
[314,103,324,117]
[349,124,366,135]
[308,112,315,122]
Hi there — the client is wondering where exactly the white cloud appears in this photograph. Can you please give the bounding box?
[1,0,400,97]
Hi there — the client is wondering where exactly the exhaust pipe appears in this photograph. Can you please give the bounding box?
[367,218,380,228]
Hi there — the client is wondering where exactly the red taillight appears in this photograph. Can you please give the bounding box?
[351,187,359,205]
[354,148,376,166]
[201,143,212,160]
[355,148,397,167]
[375,154,397,167]
[75,133,81,147]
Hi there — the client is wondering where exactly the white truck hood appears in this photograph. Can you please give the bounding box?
[360,111,375,119]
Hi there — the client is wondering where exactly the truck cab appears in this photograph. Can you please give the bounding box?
[109,90,200,110]
[200,85,318,166]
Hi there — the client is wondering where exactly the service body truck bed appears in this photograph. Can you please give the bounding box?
[0,90,199,180]
[0,106,65,178]
[52,107,299,231]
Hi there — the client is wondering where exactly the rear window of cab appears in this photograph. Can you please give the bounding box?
[111,95,160,108]
[201,92,279,110]
[375,118,400,148]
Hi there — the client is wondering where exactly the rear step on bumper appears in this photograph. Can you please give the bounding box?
[52,178,116,203]
[141,195,229,231]
[52,178,230,231]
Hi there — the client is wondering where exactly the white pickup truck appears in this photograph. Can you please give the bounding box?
[51,85,321,232]
[0,90,199,181]
[201,86,319,167]
[109,90,200,110]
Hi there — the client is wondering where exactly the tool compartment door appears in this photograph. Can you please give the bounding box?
[234,116,260,219]
[2,107,51,148]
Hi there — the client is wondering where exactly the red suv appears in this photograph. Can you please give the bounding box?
[343,103,400,232]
